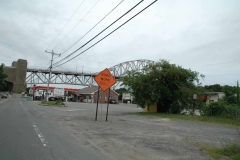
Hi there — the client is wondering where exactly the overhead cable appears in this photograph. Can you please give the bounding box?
[53,0,158,68]
[60,0,124,56]
[46,0,85,50]
[185,61,240,66]
[53,0,144,66]
[53,0,101,50]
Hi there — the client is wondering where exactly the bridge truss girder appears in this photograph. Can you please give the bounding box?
[26,59,154,88]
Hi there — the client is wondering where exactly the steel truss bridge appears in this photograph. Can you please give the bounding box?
[26,59,154,88]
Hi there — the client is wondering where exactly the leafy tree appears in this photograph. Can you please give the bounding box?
[204,84,222,92]
[120,60,204,113]
[237,81,239,105]
[0,64,8,91]
[222,85,237,104]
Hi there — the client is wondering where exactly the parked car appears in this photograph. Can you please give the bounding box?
[48,97,65,101]
[1,94,8,98]
[109,99,116,104]
[48,97,56,101]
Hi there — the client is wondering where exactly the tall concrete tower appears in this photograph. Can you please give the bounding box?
[3,59,27,92]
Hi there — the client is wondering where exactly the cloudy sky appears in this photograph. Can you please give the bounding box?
[0,0,239,88]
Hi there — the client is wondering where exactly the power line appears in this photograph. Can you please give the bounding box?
[53,0,158,68]
[46,0,85,50]
[53,0,144,66]
[206,73,240,77]
[185,61,240,66]
[60,0,124,56]
[53,0,101,50]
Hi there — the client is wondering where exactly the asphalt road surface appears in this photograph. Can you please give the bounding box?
[0,94,108,160]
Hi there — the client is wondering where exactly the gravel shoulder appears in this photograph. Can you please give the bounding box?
[25,100,240,160]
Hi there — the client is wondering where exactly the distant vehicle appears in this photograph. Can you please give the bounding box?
[1,94,8,98]
[48,97,64,101]
[109,99,116,104]
[48,97,56,101]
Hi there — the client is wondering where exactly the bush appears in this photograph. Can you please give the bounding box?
[201,100,239,119]
[41,100,65,106]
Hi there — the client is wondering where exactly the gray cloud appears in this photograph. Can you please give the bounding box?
[0,0,240,88]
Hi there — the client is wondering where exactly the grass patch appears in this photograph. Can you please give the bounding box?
[40,100,66,107]
[135,112,240,127]
[201,144,240,160]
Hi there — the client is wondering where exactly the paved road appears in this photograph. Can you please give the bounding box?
[0,94,108,160]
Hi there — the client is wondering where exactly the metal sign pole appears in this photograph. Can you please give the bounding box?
[95,86,100,121]
[106,88,111,121]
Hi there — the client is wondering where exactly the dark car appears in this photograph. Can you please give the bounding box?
[1,94,8,98]
[109,99,116,104]
[48,97,64,101]
[48,97,56,101]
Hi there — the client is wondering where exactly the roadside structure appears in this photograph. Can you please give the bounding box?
[78,86,119,103]
[204,92,225,103]
[3,59,27,92]
[29,85,78,101]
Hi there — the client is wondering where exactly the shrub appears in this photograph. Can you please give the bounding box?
[201,100,239,119]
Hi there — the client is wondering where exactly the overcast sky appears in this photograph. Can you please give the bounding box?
[0,0,239,88]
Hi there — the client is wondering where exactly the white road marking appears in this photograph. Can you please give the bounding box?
[20,102,48,147]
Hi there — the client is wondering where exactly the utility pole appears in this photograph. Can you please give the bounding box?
[45,50,61,101]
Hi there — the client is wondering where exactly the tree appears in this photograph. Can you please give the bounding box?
[121,60,204,113]
[204,84,222,92]
[222,85,237,104]
[0,64,8,91]
[237,81,239,106]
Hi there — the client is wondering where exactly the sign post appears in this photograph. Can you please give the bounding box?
[106,88,111,121]
[95,86,100,121]
[94,68,116,121]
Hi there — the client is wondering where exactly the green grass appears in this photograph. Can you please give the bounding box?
[201,144,240,160]
[40,100,66,107]
[135,112,240,127]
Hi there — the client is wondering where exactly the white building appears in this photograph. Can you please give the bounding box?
[122,93,134,103]
[206,92,225,103]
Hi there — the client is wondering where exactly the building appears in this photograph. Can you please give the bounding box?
[204,92,225,103]
[78,86,119,103]
[30,85,78,101]
[122,93,134,103]
[3,59,27,92]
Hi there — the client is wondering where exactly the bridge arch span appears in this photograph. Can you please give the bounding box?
[26,59,155,87]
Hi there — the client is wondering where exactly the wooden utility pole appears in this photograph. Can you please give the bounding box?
[45,50,61,101]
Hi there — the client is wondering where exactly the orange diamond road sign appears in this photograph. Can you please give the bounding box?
[94,68,116,92]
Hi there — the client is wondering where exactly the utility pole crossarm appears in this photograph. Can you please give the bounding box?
[45,50,61,57]
[45,50,61,101]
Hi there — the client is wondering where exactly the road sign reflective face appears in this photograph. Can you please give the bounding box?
[94,68,116,92]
